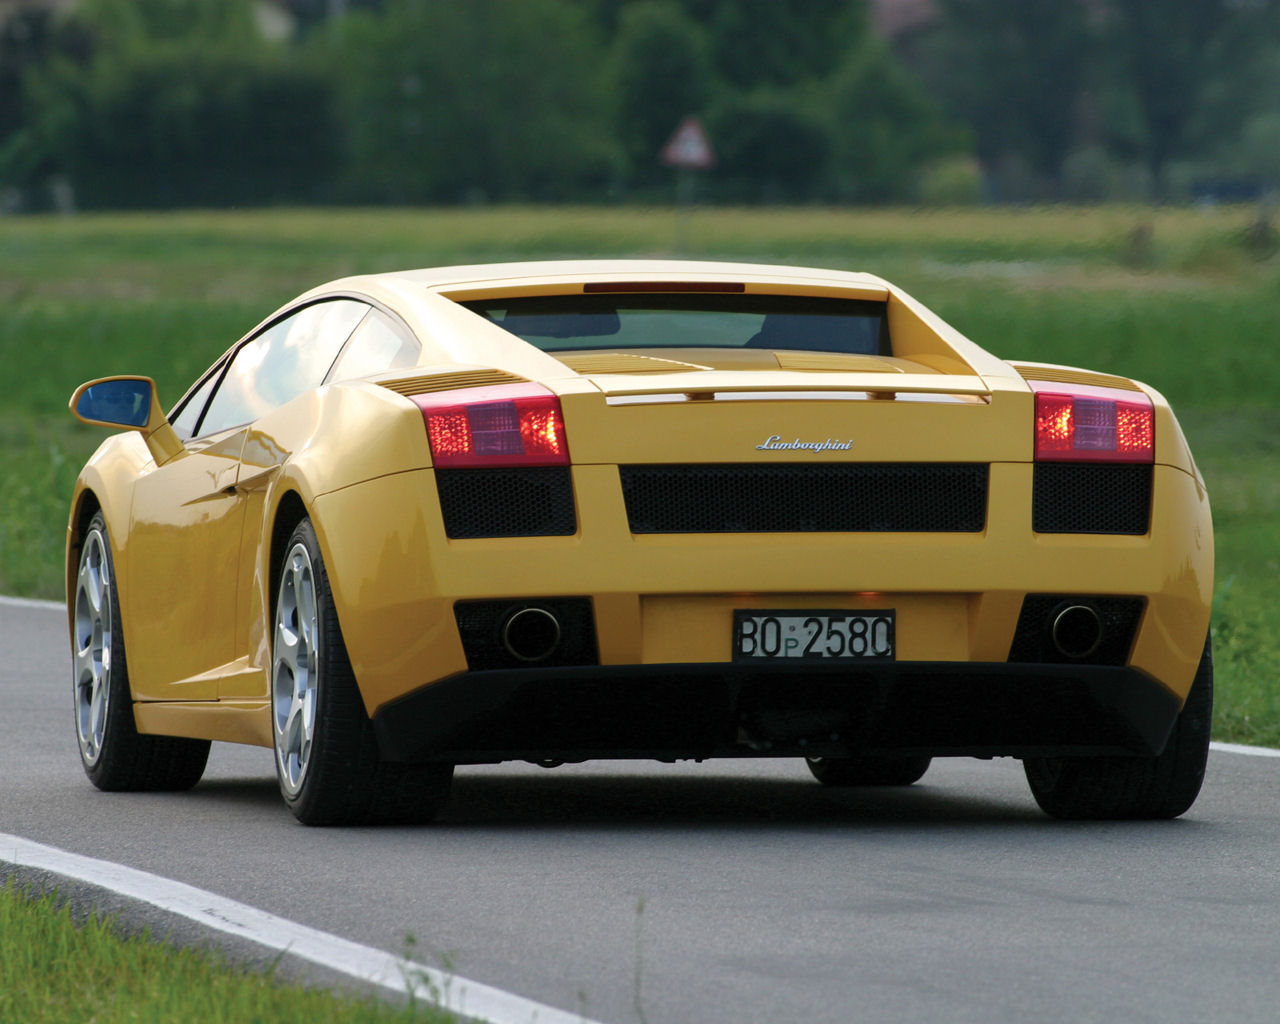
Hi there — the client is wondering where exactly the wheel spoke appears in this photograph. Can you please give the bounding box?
[276,617,301,674]
[282,699,303,777]
[297,572,316,648]
[80,555,101,618]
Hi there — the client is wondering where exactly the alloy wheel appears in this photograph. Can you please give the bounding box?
[273,541,320,798]
[73,527,112,766]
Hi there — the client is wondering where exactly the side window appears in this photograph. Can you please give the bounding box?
[197,300,367,436]
[326,308,422,383]
[170,361,224,440]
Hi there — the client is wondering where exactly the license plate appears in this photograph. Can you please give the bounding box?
[732,610,895,662]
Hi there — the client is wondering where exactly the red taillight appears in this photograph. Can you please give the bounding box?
[413,383,569,468]
[1033,385,1153,462]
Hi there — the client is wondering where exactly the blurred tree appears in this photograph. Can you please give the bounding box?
[76,0,262,49]
[923,0,1091,195]
[321,0,618,202]
[2,10,55,150]
[603,0,965,201]
[27,49,338,207]
[5,0,973,208]
[1105,0,1280,198]
[612,1,714,189]
[590,0,865,88]
[0,8,92,199]
[699,0,866,90]
[826,37,964,202]
[708,89,831,201]
[17,0,339,207]
[283,0,388,36]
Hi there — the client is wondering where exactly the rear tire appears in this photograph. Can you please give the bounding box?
[806,755,932,787]
[72,513,209,791]
[1024,634,1213,820]
[271,518,453,826]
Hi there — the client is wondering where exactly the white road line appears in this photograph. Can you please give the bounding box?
[0,594,64,612]
[1210,740,1280,759]
[0,834,603,1024]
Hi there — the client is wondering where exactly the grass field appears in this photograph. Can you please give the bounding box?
[2,205,1276,750]
[0,880,454,1023]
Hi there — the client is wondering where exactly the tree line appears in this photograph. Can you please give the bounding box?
[1,0,1277,210]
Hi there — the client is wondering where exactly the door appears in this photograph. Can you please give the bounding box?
[122,298,368,701]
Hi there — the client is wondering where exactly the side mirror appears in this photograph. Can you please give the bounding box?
[70,376,184,464]
[71,377,154,429]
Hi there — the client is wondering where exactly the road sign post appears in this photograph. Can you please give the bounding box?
[660,116,715,253]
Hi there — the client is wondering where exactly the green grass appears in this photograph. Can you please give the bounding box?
[0,880,455,1024]
[1,205,1276,748]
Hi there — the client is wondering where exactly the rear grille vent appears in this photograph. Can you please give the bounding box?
[1033,463,1151,534]
[437,467,576,538]
[620,463,988,534]
[1010,364,1142,392]
[380,369,525,397]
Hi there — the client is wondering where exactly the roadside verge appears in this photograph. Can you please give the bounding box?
[0,833,602,1024]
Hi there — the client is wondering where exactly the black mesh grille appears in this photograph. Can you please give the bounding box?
[1033,463,1152,535]
[1008,595,1145,666]
[619,463,988,534]
[455,598,598,671]
[436,467,576,539]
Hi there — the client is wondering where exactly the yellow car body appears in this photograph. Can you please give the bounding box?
[67,260,1213,823]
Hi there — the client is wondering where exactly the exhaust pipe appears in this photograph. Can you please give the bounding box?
[501,606,562,662]
[1051,603,1103,659]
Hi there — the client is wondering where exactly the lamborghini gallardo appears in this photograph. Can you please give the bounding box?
[67,261,1214,824]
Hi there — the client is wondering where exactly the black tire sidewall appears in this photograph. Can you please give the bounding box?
[1024,633,1213,820]
[273,517,360,823]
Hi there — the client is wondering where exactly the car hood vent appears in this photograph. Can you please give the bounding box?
[773,352,905,373]
[1010,363,1141,392]
[555,353,716,373]
[379,369,527,396]
[555,352,713,374]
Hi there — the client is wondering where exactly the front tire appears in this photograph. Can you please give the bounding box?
[72,512,209,791]
[1024,635,1213,820]
[271,518,453,825]
[806,755,932,787]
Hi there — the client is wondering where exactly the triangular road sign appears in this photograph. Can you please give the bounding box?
[661,116,715,170]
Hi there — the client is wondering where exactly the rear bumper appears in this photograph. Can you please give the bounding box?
[317,462,1213,717]
[372,661,1181,766]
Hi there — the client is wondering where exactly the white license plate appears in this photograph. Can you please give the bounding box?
[733,610,895,662]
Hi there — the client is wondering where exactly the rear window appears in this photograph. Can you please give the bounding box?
[461,294,890,355]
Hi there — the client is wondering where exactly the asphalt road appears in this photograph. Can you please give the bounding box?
[4,597,1279,1024]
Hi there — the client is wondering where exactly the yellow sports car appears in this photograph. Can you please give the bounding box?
[67,260,1213,825]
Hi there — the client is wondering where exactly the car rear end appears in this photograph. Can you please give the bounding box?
[317,269,1212,770]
